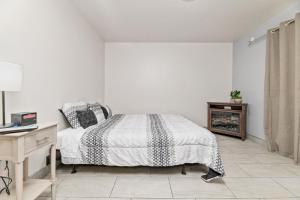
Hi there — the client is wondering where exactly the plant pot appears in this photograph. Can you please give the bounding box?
[233,98,242,104]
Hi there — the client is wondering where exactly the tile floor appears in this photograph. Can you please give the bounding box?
[33,134,300,200]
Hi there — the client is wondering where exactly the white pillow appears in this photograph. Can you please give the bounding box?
[62,102,87,128]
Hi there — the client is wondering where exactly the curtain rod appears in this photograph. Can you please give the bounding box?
[248,19,295,47]
[271,19,295,32]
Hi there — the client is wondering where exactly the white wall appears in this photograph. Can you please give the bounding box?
[105,43,232,126]
[0,0,105,175]
[233,1,300,139]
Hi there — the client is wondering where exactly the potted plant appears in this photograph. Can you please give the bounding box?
[230,90,242,104]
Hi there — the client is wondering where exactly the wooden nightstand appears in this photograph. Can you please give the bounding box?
[0,122,57,200]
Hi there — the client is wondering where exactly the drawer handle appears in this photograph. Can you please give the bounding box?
[36,137,50,145]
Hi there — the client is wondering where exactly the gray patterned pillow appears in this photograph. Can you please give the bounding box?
[88,103,106,124]
[62,102,87,128]
[76,110,97,129]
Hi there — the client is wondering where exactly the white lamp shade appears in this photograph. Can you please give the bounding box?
[0,62,23,92]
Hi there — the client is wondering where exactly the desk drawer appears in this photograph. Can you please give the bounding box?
[25,127,54,154]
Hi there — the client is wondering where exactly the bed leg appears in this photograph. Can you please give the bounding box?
[181,165,187,175]
[71,165,77,174]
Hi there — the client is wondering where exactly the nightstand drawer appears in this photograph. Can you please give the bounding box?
[24,127,54,154]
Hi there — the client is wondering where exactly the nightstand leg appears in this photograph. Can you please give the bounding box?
[15,162,23,200]
[51,184,56,200]
[50,145,56,200]
[23,157,29,181]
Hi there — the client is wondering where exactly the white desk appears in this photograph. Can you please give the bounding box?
[0,122,57,200]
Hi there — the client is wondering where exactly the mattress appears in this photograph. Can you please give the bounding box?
[57,114,224,175]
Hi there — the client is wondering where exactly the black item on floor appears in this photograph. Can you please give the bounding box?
[0,161,12,195]
[201,168,222,183]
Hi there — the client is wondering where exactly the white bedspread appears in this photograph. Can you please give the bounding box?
[57,127,87,157]
[58,114,224,175]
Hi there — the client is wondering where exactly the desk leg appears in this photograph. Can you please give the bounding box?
[50,145,56,200]
[15,162,23,200]
[51,184,56,200]
[23,157,29,181]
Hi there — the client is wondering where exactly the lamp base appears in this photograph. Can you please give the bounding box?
[0,123,14,129]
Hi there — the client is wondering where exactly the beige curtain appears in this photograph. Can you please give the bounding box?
[264,13,300,164]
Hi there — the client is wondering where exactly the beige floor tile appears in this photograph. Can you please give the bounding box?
[196,199,258,200]
[57,166,150,177]
[169,177,234,198]
[57,165,109,176]
[219,138,262,146]
[273,178,300,196]
[64,198,130,200]
[261,199,300,200]
[79,166,150,176]
[280,164,300,176]
[219,147,233,154]
[225,178,294,198]
[239,164,298,177]
[226,145,268,154]
[39,177,64,197]
[221,153,258,164]
[0,193,16,200]
[218,138,246,147]
[219,139,267,152]
[215,134,236,141]
[230,144,265,150]
[39,187,53,197]
[111,176,172,198]
[133,199,193,200]
[223,164,249,177]
[254,153,294,164]
[56,176,116,198]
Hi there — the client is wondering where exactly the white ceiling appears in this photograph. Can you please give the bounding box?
[72,0,298,42]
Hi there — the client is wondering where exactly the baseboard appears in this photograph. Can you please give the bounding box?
[247,134,266,146]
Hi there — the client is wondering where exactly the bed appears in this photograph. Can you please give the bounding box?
[57,113,224,181]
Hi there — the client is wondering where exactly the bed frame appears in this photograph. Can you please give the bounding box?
[70,164,187,175]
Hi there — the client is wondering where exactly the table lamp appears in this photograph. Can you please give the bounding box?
[0,62,23,128]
